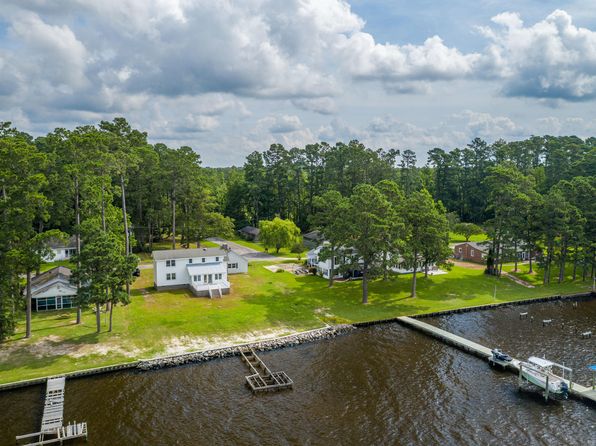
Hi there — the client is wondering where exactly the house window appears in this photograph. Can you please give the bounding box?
[216,256,219,261]
[215,273,222,280]
[228,263,238,269]
[193,274,200,282]
[458,248,462,253]
[172,273,176,280]
[470,249,475,256]
[202,258,205,263]
[166,260,176,267]
[188,259,193,264]
[62,296,74,309]
[166,273,176,280]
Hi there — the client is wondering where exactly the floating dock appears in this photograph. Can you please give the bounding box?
[16,377,87,445]
[239,348,293,393]
[397,316,596,404]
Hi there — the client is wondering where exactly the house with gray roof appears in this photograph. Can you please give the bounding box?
[152,247,248,297]
[238,225,260,241]
[28,266,77,311]
[43,235,77,262]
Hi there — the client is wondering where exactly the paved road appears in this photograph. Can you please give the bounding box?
[207,238,281,261]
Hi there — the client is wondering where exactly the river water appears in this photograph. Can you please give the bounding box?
[1,299,594,445]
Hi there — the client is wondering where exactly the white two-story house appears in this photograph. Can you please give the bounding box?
[152,247,247,297]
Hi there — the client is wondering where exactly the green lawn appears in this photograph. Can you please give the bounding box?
[231,237,308,260]
[40,260,74,272]
[505,261,590,287]
[449,232,489,244]
[0,262,590,384]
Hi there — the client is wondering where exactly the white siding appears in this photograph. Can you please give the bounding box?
[154,255,229,288]
[44,247,76,262]
[226,251,248,274]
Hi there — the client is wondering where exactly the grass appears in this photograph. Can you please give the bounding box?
[505,261,590,287]
[40,260,74,272]
[0,261,591,384]
[449,232,489,244]
[230,237,308,260]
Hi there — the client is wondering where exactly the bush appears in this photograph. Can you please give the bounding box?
[290,242,305,253]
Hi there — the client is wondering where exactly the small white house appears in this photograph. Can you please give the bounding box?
[43,236,77,262]
[152,247,247,297]
[307,243,431,278]
[28,266,77,311]
[306,244,361,279]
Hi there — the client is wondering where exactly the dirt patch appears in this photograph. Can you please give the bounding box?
[452,260,485,270]
[160,327,294,356]
[0,334,141,361]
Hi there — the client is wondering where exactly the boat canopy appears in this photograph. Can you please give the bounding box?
[528,357,555,368]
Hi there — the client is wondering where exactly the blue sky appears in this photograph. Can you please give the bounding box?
[1,1,595,166]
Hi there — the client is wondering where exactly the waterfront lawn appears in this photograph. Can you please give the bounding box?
[505,262,590,287]
[0,262,590,384]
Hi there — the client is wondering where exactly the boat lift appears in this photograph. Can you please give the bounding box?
[518,357,573,401]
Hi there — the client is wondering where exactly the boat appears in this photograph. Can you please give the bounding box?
[491,348,512,362]
[520,357,569,398]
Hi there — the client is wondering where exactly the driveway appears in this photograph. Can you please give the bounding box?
[207,238,281,261]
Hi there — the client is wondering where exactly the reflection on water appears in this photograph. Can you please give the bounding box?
[1,299,594,445]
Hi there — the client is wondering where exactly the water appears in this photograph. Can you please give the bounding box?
[1,300,594,445]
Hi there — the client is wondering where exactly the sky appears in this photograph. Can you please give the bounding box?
[1,0,596,166]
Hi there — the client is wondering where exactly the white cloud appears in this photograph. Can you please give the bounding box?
[260,115,304,134]
[478,9,596,100]
[292,97,337,114]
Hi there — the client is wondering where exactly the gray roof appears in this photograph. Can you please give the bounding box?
[302,230,322,240]
[152,247,227,261]
[47,235,77,249]
[456,241,490,252]
[31,266,72,288]
[239,226,260,235]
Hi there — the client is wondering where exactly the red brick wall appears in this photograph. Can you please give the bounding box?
[453,243,486,263]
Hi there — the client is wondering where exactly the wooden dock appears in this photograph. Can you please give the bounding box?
[16,377,87,445]
[239,348,293,393]
[397,316,596,404]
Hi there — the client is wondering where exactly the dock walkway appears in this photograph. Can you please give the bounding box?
[16,377,87,445]
[397,316,596,404]
[239,348,293,393]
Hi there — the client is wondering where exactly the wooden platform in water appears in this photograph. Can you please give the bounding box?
[239,348,293,393]
[397,316,596,405]
[16,377,87,445]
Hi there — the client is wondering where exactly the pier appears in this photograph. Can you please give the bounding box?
[16,377,87,445]
[397,316,596,404]
[239,348,293,393]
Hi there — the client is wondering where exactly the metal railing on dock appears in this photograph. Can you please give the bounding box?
[239,348,293,393]
[16,377,87,445]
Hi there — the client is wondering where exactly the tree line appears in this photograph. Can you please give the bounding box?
[1,117,594,340]
[0,118,232,340]
[225,136,594,287]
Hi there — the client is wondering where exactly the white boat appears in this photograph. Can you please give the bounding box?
[520,357,569,398]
